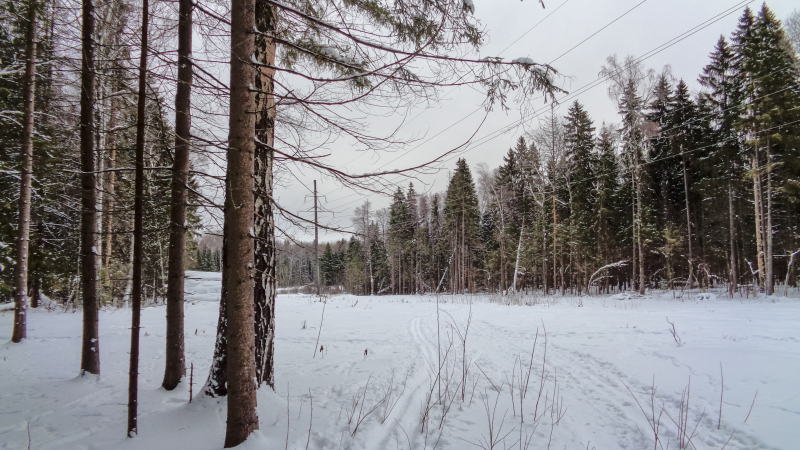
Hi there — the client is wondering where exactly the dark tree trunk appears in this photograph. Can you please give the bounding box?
[12,0,37,343]
[203,209,228,397]
[224,0,259,443]
[253,0,277,390]
[79,0,100,376]
[162,0,193,391]
[31,276,40,309]
[127,0,149,436]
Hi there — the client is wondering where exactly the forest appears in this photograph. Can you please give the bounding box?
[1,0,799,446]
[280,6,800,299]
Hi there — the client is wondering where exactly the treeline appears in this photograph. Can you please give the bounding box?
[301,6,800,296]
[0,0,203,305]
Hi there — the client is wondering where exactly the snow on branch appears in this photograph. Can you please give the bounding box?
[587,260,630,293]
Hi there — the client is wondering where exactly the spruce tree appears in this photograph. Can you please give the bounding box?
[563,101,596,290]
[444,159,480,293]
[699,35,744,292]
[593,124,621,292]
[734,4,800,294]
[388,187,411,293]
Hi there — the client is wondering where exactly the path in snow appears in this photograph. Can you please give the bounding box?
[1,272,798,449]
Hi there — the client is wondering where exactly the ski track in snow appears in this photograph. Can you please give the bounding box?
[0,272,798,449]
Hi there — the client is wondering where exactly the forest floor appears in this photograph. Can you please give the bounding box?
[1,272,799,449]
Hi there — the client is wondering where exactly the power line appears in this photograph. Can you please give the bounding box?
[549,0,649,64]
[308,0,757,234]
[371,0,662,173]
[335,0,571,170]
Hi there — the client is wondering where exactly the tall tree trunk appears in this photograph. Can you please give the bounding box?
[461,211,466,294]
[31,274,40,309]
[122,230,134,307]
[204,196,229,398]
[631,171,636,292]
[511,220,523,293]
[498,194,505,294]
[162,0,193,391]
[728,181,738,294]
[635,154,645,296]
[752,151,766,291]
[542,225,547,293]
[681,145,693,290]
[80,0,100,376]
[253,0,277,389]
[224,0,259,442]
[95,123,104,283]
[127,0,149,435]
[94,77,105,285]
[103,88,117,284]
[765,141,773,296]
[11,0,38,343]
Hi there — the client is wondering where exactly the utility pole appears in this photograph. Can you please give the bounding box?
[314,180,320,295]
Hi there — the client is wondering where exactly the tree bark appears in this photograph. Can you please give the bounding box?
[635,152,645,296]
[542,225,547,293]
[103,91,117,285]
[127,0,149,436]
[765,141,773,296]
[80,0,100,375]
[681,145,693,290]
[511,220,523,293]
[552,181,557,296]
[752,151,766,291]
[224,0,259,442]
[11,0,37,343]
[253,0,277,389]
[203,195,229,398]
[631,170,636,293]
[162,0,193,391]
[728,181,738,294]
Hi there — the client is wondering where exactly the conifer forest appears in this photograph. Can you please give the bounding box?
[1,0,799,448]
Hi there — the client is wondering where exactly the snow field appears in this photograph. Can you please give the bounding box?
[1,271,798,449]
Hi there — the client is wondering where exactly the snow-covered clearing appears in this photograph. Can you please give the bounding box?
[1,272,798,449]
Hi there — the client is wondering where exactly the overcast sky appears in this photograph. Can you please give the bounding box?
[269,0,797,244]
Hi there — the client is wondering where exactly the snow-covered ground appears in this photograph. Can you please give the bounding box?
[1,271,799,449]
